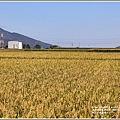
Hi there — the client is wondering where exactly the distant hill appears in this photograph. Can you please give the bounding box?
[0,28,52,48]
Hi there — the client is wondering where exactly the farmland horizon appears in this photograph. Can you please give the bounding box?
[0,27,120,48]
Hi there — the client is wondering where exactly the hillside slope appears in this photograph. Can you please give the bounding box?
[0,28,52,48]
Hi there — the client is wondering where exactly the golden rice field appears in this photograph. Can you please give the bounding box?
[0,50,120,118]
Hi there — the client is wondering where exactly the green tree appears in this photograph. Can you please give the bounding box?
[23,44,30,49]
[34,44,41,49]
[26,44,30,49]
[23,44,26,49]
[5,45,8,49]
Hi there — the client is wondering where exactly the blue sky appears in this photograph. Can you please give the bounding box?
[0,2,120,47]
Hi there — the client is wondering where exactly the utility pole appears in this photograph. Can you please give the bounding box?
[79,42,80,48]
[0,33,4,48]
[71,43,73,47]
[57,42,59,46]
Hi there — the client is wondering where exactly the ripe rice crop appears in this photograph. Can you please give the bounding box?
[0,51,120,118]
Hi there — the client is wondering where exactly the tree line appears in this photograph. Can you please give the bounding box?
[23,44,41,49]
[3,44,60,49]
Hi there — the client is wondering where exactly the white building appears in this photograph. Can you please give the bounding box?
[8,41,22,49]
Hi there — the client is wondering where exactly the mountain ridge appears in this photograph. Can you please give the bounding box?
[0,28,52,48]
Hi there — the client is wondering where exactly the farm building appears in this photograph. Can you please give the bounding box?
[8,41,23,49]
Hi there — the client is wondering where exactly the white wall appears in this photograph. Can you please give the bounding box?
[18,42,22,49]
[8,41,23,49]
